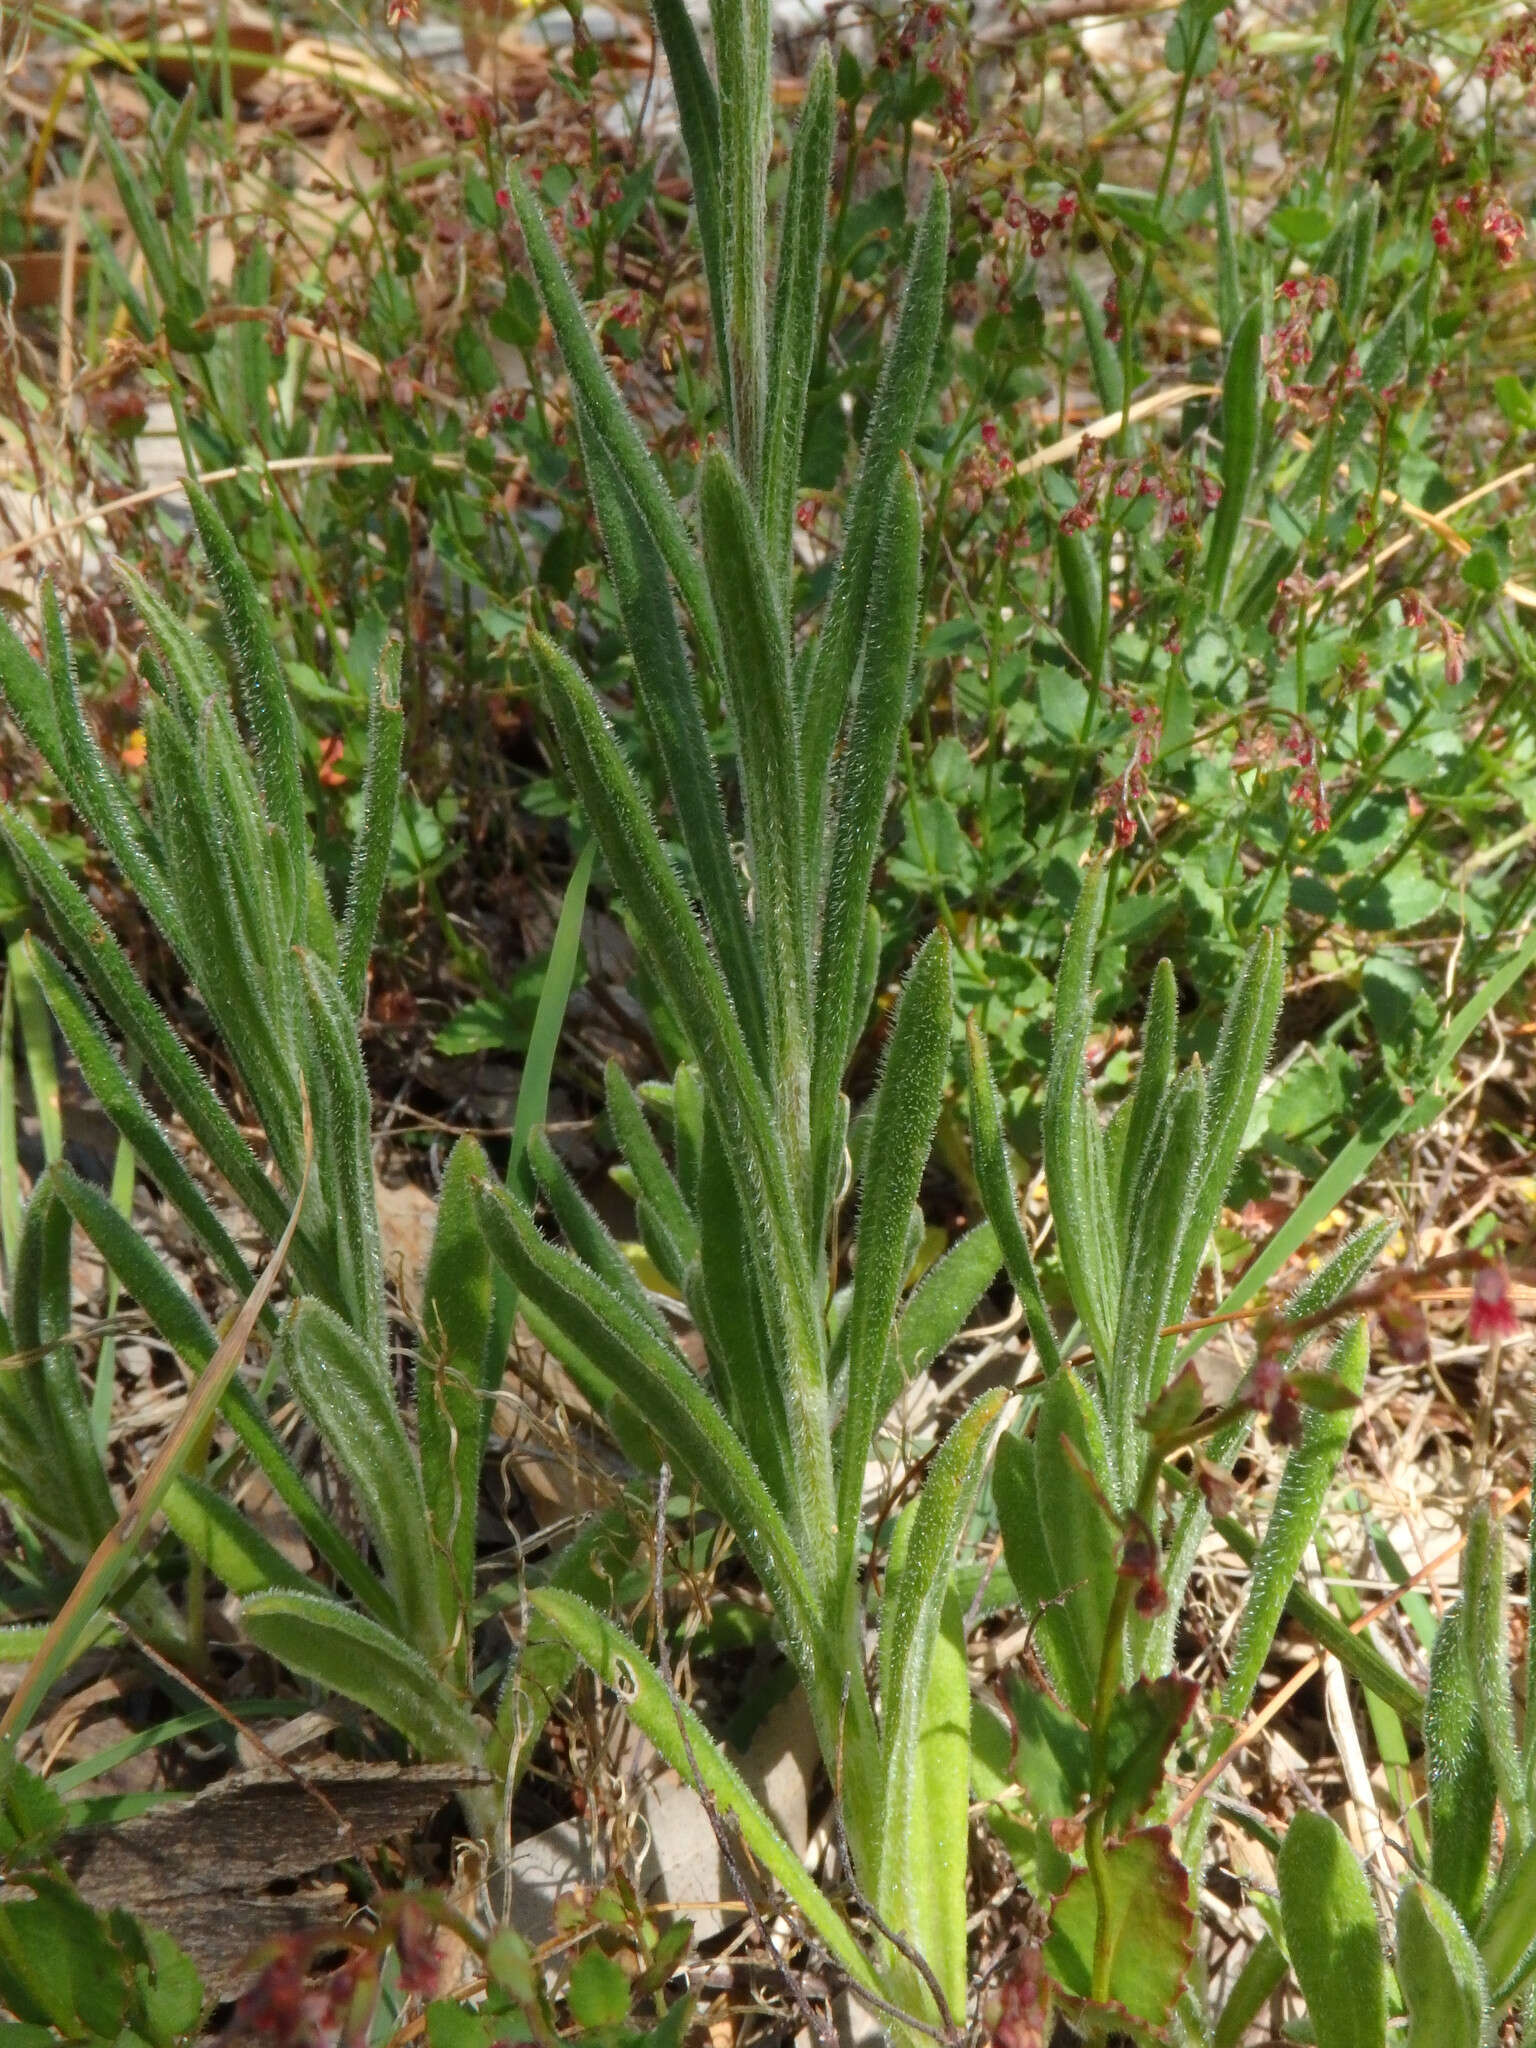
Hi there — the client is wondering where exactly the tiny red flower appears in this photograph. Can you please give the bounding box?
[1468,1261,1521,1346]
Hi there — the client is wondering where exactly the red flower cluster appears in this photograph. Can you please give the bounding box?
[1264,275,1334,402]
[1468,1260,1522,1346]
[1117,1513,1167,1618]
[1399,588,1467,685]
[234,1905,444,2048]
[1430,186,1527,269]
[1284,720,1330,835]
[1482,10,1536,99]
[987,1949,1051,2048]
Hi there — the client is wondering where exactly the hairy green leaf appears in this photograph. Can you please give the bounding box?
[1277,1809,1386,2048]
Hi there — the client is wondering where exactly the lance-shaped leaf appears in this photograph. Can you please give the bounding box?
[1433,1630,1507,1933]
[697,450,808,1093]
[0,612,69,789]
[1054,526,1104,687]
[87,78,182,314]
[577,413,764,1067]
[199,694,294,1015]
[1034,1370,1120,1713]
[810,460,921,1229]
[276,1299,446,1657]
[297,951,387,1367]
[1043,860,1117,1362]
[47,1164,390,1622]
[39,585,185,958]
[1218,1319,1368,1735]
[531,1589,881,1996]
[26,943,261,1305]
[651,0,728,430]
[964,1020,1060,1374]
[688,1106,796,1526]
[242,1591,484,1766]
[1395,1880,1487,2048]
[418,1137,495,1623]
[877,1506,969,2024]
[146,701,303,1177]
[836,930,951,1574]
[762,49,834,592]
[1208,114,1241,342]
[163,1476,312,1599]
[527,1124,667,1337]
[474,1177,822,1680]
[799,177,949,845]
[1476,1835,1536,2004]
[1114,958,1177,1246]
[185,482,304,940]
[605,1058,698,1291]
[507,172,720,676]
[1149,926,1282,1400]
[1106,1063,1206,1487]
[1462,1505,1527,1857]
[530,632,833,1584]
[890,1220,1000,1400]
[1,1176,115,1555]
[0,811,295,1256]
[878,1388,1005,1970]
[1277,1809,1386,2048]
[710,0,773,489]
[1067,268,1124,415]
[486,836,593,1380]
[340,643,404,1015]
[1160,1222,1394,1673]
[114,562,223,722]
[1203,300,1263,610]
[0,1144,308,1784]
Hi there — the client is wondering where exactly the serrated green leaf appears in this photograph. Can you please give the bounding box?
[1044,1827,1195,2025]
